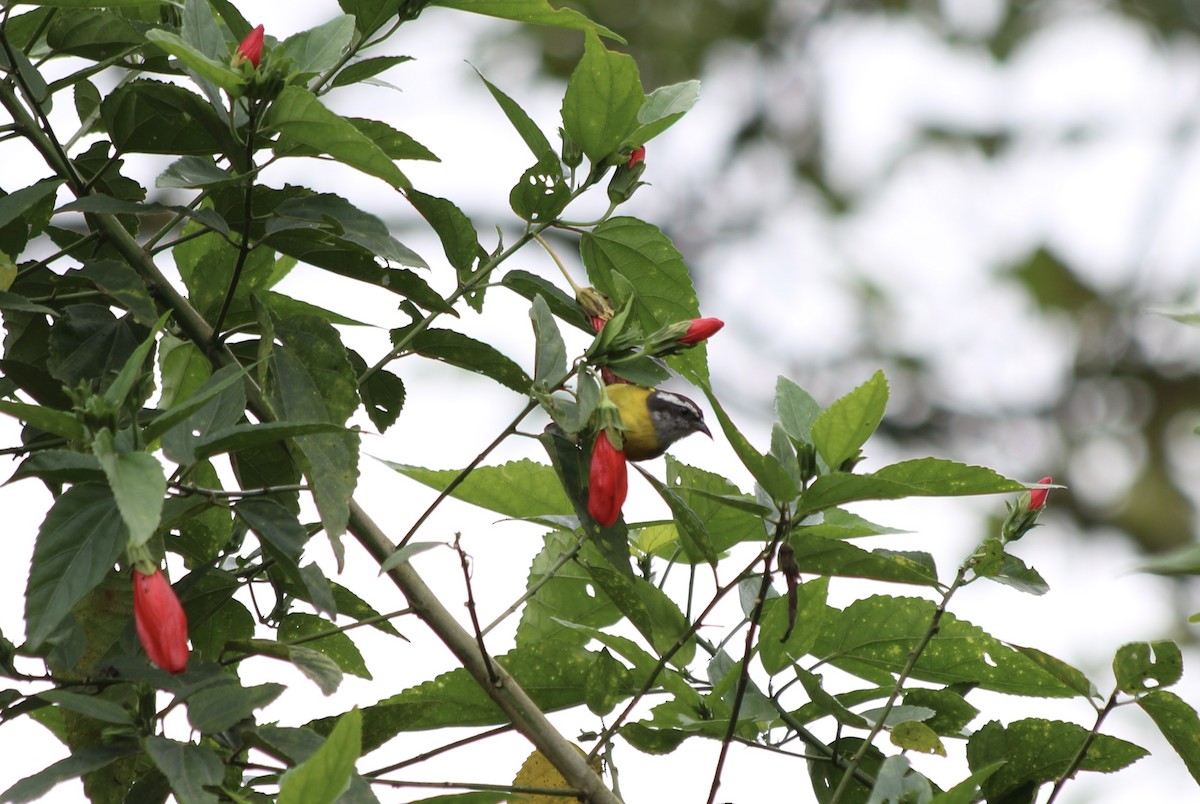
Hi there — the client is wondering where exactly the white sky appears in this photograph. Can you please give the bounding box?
[1,2,1199,802]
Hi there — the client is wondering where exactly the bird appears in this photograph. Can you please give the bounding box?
[603,383,711,461]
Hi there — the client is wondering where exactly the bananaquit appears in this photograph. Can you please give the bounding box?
[604,384,711,461]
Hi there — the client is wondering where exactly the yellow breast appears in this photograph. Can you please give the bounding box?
[604,384,662,461]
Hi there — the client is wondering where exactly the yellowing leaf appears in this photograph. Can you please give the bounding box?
[512,746,601,803]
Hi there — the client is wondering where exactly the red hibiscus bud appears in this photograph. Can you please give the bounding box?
[587,431,628,527]
[133,567,189,674]
[627,145,646,169]
[1029,476,1052,511]
[679,317,724,345]
[233,24,265,68]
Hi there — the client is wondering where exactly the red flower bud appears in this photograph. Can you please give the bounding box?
[234,24,264,68]
[679,317,724,345]
[1029,476,1052,512]
[133,568,189,674]
[627,145,646,169]
[587,432,628,527]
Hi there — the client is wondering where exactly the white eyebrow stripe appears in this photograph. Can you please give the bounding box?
[654,391,702,418]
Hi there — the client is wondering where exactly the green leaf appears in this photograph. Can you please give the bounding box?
[1137,690,1200,785]
[400,327,531,394]
[967,718,1148,801]
[799,459,1023,516]
[792,667,869,729]
[431,0,622,41]
[287,646,345,696]
[515,532,620,648]
[144,29,243,92]
[630,80,700,145]
[36,689,131,725]
[157,156,236,189]
[502,269,592,332]
[186,680,286,733]
[25,484,127,648]
[47,304,147,394]
[331,56,412,88]
[699,388,797,501]
[0,179,63,231]
[982,553,1050,595]
[581,217,708,383]
[378,541,441,574]
[584,648,631,716]
[179,570,255,663]
[903,688,980,737]
[149,362,247,448]
[100,310,167,409]
[268,86,408,189]
[265,317,361,545]
[280,613,371,680]
[280,15,356,76]
[757,577,829,675]
[0,746,137,804]
[510,161,570,222]
[561,31,643,163]
[279,709,361,804]
[384,459,575,519]
[266,193,424,267]
[664,458,765,554]
[91,429,165,550]
[928,763,1004,804]
[143,737,223,804]
[811,370,888,470]
[47,9,142,60]
[476,69,558,167]
[337,0,402,36]
[815,596,1081,697]
[358,362,405,433]
[582,551,695,667]
[77,259,160,325]
[347,643,598,751]
[810,736,887,804]
[1113,640,1183,693]
[788,536,940,586]
[0,399,85,441]
[406,190,484,281]
[1010,645,1098,699]
[638,469,719,566]
[100,79,233,155]
[891,720,946,756]
[530,295,568,387]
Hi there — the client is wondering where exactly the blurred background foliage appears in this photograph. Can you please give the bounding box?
[488,0,1200,580]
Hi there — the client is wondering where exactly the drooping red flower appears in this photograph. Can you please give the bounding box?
[1029,476,1053,512]
[679,317,724,345]
[627,145,646,169]
[133,567,189,674]
[587,432,628,527]
[234,24,265,68]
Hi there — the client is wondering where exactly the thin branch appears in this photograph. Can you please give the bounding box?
[365,725,513,777]
[707,518,788,804]
[397,397,539,550]
[828,562,971,804]
[1045,690,1121,804]
[454,532,497,684]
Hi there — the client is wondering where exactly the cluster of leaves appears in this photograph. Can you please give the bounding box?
[0,1,1195,803]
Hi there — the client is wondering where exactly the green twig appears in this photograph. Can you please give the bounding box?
[828,563,971,804]
[1045,690,1121,804]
